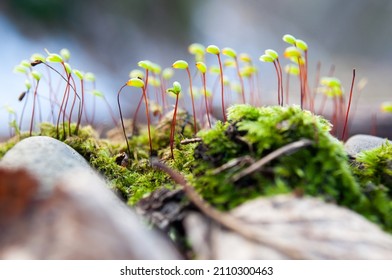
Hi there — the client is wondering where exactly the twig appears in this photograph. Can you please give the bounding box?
[180,137,202,145]
[152,160,306,259]
[232,139,313,182]
[211,155,255,175]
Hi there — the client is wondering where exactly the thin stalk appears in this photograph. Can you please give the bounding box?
[285,69,290,105]
[132,71,149,135]
[342,69,356,141]
[276,58,284,106]
[18,90,29,131]
[29,80,40,136]
[201,72,211,128]
[217,54,226,122]
[117,84,131,157]
[141,85,153,156]
[132,95,144,135]
[170,94,179,159]
[102,95,118,127]
[234,57,246,104]
[297,57,304,109]
[159,75,167,115]
[57,72,71,139]
[186,68,198,134]
[311,61,321,114]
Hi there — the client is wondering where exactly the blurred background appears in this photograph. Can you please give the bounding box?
[1,0,392,139]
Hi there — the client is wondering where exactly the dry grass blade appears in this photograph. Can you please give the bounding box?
[180,138,202,145]
[232,139,313,182]
[211,155,255,175]
[151,159,307,259]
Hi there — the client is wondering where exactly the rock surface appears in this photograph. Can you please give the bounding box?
[344,134,389,157]
[0,136,181,259]
[184,194,392,259]
[0,136,93,197]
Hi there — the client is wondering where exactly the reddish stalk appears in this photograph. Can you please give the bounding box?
[29,80,40,136]
[297,57,305,109]
[185,68,198,134]
[18,90,29,131]
[159,75,167,115]
[201,71,211,128]
[285,68,290,105]
[234,57,246,104]
[272,60,284,106]
[32,61,80,138]
[342,69,356,141]
[331,96,338,136]
[57,72,71,139]
[62,74,72,136]
[131,69,149,135]
[132,95,144,135]
[116,84,131,157]
[170,94,179,159]
[102,95,118,127]
[217,54,226,122]
[311,61,321,113]
[276,59,284,106]
[141,84,153,156]
[303,50,309,109]
[272,61,281,106]
[371,113,377,136]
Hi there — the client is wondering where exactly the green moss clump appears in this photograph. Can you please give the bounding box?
[352,142,392,187]
[192,104,365,212]
[351,142,392,229]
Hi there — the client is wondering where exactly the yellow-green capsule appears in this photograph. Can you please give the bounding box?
[84,72,96,82]
[60,48,71,61]
[172,60,189,69]
[129,69,144,79]
[222,47,237,58]
[162,68,174,80]
[31,70,42,81]
[259,54,274,63]
[30,53,46,62]
[381,102,392,113]
[265,49,278,60]
[295,39,308,51]
[46,53,63,63]
[126,77,145,88]
[206,45,220,55]
[196,61,207,73]
[283,34,296,45]
[284,46,302,58]
[138,60,152,70]
[73,69,84,80]
[189,43,205,55]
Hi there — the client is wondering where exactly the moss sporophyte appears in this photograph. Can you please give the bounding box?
[2,34,392,234]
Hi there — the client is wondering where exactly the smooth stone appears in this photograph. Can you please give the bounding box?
[184,194,392,259]
[0,136,94,197]
[0,136,181,259]
[344,134,389,157]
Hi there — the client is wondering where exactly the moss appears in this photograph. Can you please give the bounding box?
[191,104,366,214]
[351,142,392,229]
[2,105,392,232]
[0,113,198,207]
[352,142,392,188]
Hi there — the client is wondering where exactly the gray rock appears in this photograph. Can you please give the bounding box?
[0,136,93,197]
[184,195,392,259]
[0,136,181,259]
[344,134,389,157]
